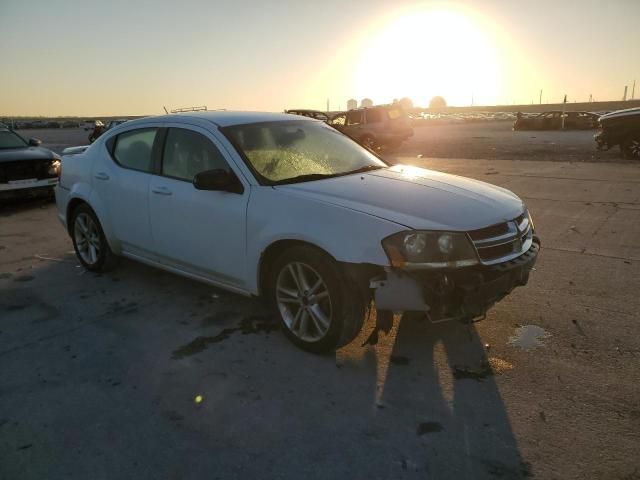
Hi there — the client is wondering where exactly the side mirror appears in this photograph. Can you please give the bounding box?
[193,169,243,194]
[28,138,42,147]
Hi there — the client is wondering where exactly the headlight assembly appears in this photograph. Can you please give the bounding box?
[382,231,479,269]
[48,159,61,176]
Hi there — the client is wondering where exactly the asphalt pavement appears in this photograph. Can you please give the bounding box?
[1,128,639,479]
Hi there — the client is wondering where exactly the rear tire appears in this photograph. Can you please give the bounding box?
[70,204,118,272]
[268,246,368,353]
[621,135,640,160]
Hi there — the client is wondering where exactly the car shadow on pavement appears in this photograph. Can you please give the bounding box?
[0,195,54,216]
[1,247,529,480]
[338,312,530,479]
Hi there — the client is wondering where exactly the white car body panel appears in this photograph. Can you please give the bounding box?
[244,186,405,293]
[147,123,251,289]
[282,165,524,231]
[56,111,531,299]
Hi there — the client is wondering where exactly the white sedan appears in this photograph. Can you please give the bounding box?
[55,112,539,352]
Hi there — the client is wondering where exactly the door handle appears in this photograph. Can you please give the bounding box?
[94,172,110,181]
[151,186,172,196]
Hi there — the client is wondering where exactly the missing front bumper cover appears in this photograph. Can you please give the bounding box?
[372,237,540,320]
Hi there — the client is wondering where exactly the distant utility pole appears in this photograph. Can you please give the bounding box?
[632,80,636,100]
[561,94,567,129]
[589,94,592,103]
[623,86,628,101]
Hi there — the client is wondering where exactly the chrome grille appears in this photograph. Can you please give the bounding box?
[469,211,533,265]
[0,160,52,183]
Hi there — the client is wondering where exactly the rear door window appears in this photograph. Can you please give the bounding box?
[162,128,230,182]
[113,128,158,173]
[346,110,364,125]
[365,108,384,124]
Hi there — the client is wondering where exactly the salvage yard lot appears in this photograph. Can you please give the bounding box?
[1,128,639,479]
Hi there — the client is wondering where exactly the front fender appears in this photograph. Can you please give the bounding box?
[245,187,405,293]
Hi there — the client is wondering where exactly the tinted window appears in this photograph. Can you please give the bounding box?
[113,128,157,172]
[346,110,363,125]
[0,130,28,149]
[162,128,229,181]
[365,108,384,124]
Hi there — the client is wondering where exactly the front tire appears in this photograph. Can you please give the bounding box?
[70,204,118,272]
[269,246,368,353]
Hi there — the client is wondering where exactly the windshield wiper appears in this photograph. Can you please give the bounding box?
[271,173,339,185]
[343,164,385,175]
[272,165,386,185]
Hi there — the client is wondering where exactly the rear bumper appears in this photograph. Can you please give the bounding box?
[373,237,540,320]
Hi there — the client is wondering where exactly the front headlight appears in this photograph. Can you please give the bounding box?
[382,231,479,269]
[48,159,61,176]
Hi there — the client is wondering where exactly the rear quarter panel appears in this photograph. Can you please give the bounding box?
[57,146,97,228]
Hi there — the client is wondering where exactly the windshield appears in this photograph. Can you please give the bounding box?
[0,130,28,149]
[222,120,386,184]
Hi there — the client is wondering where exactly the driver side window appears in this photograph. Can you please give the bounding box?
[162,128,229,182]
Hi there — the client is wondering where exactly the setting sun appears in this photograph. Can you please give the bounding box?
[355,7,502,107]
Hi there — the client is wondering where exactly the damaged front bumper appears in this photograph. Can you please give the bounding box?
[371,237,540,321]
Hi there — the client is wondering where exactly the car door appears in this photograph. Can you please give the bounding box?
[344,110,364,139]
[91,126,160,256]
[148,125,249,289]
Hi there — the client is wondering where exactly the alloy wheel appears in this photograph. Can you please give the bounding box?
[628,139,640,159]
[276,262,332,342]
[74,213,101,265]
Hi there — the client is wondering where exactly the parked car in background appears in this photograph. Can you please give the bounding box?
[105,119,129,131]
[513,111,599,130]
[595,107,640,159]
[88,120,105,143]
[0,127,60,198]
[29,120,48,129]
[62,120,81,128]
[56,111,538,353]
[284,110,330,122]
[328,105,413,149]
[83,120,99,131]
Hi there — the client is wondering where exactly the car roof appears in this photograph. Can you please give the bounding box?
[599,107,640,121]
[129,111,315,128]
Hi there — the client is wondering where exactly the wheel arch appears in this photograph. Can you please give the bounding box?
[66,197,89,236]
[256,238,380,301]
[65,195,118,254]
[257,239,336,297]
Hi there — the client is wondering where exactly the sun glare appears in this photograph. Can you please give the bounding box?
[355,7,502,107]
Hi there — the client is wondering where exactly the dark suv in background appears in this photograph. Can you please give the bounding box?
[595,107,640,159]
[0,127,60,199]
[329,105,413,150]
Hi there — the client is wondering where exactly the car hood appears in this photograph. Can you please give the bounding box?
[0,146,58,164]
[277,164,524,231]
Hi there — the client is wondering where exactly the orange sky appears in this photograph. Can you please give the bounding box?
[1,0,638,116]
